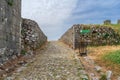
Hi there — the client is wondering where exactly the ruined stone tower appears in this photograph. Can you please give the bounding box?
[117,19,120,24]
[0,0,21,64]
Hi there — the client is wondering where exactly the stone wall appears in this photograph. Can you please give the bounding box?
[21,19,47,54]
[74,24,120,49]
[0,0,21,64]
[60,24,120,49]
[59,27,74,48]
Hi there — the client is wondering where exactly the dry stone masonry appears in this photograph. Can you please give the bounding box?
[0,0,47,66]
[60,24,120,49]
[21,19,47,54]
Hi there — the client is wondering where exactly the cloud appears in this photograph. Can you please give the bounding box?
[69,0,120,24]
[22,0,77,40]
[22,0,120,40]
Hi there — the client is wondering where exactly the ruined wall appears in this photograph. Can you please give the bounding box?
[74,24,120,49]
[59,27,74,48]
[104,20,111,25]
[0,0,21,64]
[60,24,120,49]
[118,20,120,24]
[21,19,47,54]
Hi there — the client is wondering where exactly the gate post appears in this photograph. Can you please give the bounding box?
[73,26,75,49]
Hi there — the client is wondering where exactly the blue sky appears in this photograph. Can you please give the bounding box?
[22,0,120,40]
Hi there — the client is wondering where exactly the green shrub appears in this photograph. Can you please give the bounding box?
[103,50,120,64]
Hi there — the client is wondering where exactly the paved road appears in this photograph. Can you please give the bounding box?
[9,41,88,80]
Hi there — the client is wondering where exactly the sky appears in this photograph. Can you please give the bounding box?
[22,0,120,40]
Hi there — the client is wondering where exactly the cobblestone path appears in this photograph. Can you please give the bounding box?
[8,41,88,80]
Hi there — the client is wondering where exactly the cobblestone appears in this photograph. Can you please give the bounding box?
[7,41,87,80]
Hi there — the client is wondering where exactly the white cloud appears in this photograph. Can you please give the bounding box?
[22,0,77,40]
[22,0,120,40]
[71,0,120,24]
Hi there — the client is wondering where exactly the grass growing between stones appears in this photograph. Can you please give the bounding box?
[99,74,107,80]
[103,24,120,33]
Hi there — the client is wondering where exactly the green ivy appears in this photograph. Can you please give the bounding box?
[7,0,13,6]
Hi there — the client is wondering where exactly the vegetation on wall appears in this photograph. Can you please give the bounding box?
[6,0,13,6]
[21,49,27,55]
[103,24,120,34]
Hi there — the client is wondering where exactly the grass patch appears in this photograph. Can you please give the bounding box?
[88,45,120,79]
[103,24,120,33]
[99,74,107,80]
[102,50,120,64]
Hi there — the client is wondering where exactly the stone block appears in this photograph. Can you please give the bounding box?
[106,70,112,80]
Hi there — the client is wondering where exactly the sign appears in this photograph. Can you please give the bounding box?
[80,30,90,34]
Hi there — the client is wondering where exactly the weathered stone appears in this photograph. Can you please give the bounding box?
[95,66,102,72]
[4,76,15,80]
[81,75,89,80]
[90,73,95,77]
[118,76,120,80]
[16,67,26,73]
[18,61,27,66]
[106,70,112,80]
[80,70,87,75]
[91,77,99,80]
[0,48,6,55]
